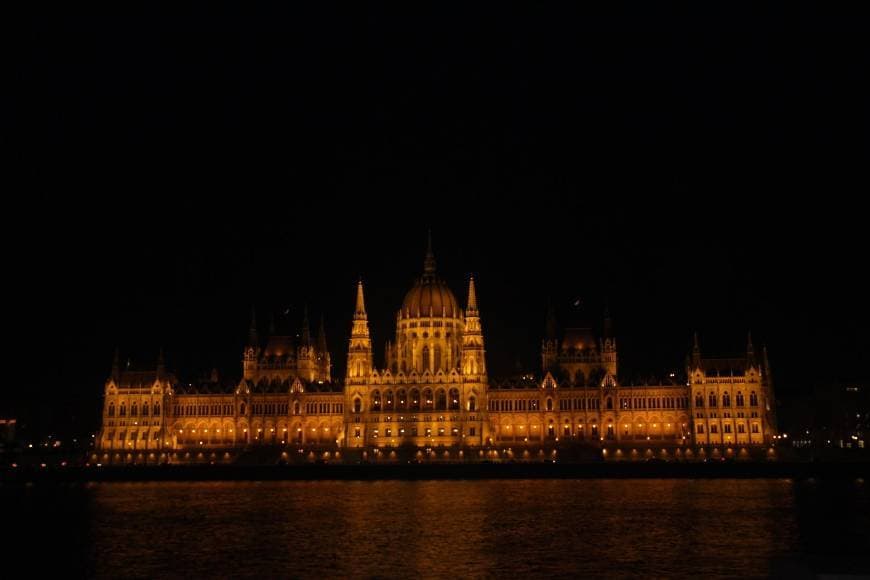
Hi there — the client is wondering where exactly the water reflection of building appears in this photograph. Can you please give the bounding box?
[94,235,778,464]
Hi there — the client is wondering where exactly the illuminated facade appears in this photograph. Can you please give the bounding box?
[95,237,778,463]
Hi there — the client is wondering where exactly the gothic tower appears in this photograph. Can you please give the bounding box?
[542,301,558,372]
[346,280,373,383]
[243,306,259,380]
[461,276,486,378]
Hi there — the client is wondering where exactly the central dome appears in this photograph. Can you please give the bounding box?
[402,277,460,319]
[400,232,461,319]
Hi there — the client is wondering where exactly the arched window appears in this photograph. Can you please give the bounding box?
[422,389,434,411]
[468,396,476,412]
[108,403,115,417]
[546,398,553,411]
[708,393,717,407]
[385,390,394,411]
[353,398,362,414]
[606,397,613,410]
[436,389,447,411]
[154,403,160,416]
[421,346,430,372]
[397,389,407,410]
[131,403,138,416]
[293,401,300,415]
[736,392,745,406]
[434,345,442,372]
[120,403,127,417]
[722,393,731,407]
[240,402,246,415]
[547,421,555,438]
[371,391,381,411]
[695,393,704,407]
[750,391,758,406]
[449,388,460,411]
[142,403,149,416]
[410,389,421,411]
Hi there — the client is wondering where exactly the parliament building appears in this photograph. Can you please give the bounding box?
[94,237,779,464]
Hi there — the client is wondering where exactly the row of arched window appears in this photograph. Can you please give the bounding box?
[173,403,234,417]
[107,402,161,417]
[697,423,760,434]
[361,388,475,413]
[619,396,689,410]
[694,391,758,408]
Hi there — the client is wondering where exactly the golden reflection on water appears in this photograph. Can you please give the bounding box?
[10,479,867,578]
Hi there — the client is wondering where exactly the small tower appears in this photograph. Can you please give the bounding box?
[602,304,617,366]
[461,275,486,378]
[746,330,756,364]
[423,229,436,281]
[111,347,121,381]
[316,314,332,381]
[243,306,259,380]
[300,306,312,347]
[541,301,558,372]
[691,331,702,369]
[346,279,373,382]
[384,339,396,373]
[297,306,316,381]
[156,347,165,378]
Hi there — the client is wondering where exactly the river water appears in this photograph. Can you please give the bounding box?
[7,479,870,578]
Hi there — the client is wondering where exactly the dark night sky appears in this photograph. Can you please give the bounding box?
[12,2,869,438]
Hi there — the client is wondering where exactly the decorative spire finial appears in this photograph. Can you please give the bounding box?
[423,229,436,276]
[354,278,367,318]
[545,299,557,341]
[317,314,328,352]
[467,275,478,312]
[248,305,258,347]
[111,347,120,378]
[301,305,312,346]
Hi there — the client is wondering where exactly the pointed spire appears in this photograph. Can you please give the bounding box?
[248,305,259,347]
[111,347,120,378]
[545,299,557,340]
[747,330,755,357]
[423,229,436,277]
[156,347,165,375]
[467,275,478,312]
[317,314,328,353]
[354,278,367,319]
[603,300,613,338]
[692,331,701,366]
[301,305,312,346]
